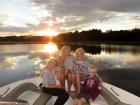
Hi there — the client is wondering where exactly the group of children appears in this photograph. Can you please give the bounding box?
[39,45,102,105]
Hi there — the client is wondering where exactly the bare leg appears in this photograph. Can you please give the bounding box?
[89,98,93,103]
[76,74,81,95]
[76,73,84,94]
[67,71,72,93]
[77,98,86,105]
[72,73,77,92]
[73,98,78,105]
[71,73,78,97]
[57,70,65,90]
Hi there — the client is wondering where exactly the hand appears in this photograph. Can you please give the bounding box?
[89,98,94,103]
[98,86,102,90]
[57,84,62,88]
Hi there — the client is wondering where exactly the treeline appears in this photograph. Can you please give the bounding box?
[0,36,51,43]
[56,28,140,43]
[0,28,140,43]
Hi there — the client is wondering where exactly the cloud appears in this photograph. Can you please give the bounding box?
[0,14,8,26]
[0,26,29,33]
[128,16,140,20]
[0,22,3,26]
[1,0,140,36]
[0,14,31,35]
[0,22,60,35]
[0,23,38,36]
[125,15,140,28]
[30,0,140,32]
[100,0,140,13]
[32,0,101,17]
[31,0,140,16]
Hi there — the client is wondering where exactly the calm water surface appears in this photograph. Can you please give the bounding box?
[0,43,140,97]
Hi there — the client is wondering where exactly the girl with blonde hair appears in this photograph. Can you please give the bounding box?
[57,45,75,93]
[73,47,90,96]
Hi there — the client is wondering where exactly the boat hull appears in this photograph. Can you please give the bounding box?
[0,77,140,105]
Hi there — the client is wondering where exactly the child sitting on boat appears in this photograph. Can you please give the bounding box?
[39,57,69,105]
[73,64,102,105]
[57,45,75,92]
[73,48,90,95]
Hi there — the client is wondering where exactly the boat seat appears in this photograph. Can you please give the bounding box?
[5,83,51,105]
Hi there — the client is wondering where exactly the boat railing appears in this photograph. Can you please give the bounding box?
[111,87,119,96]
[0,86,10,97]
[101,86,129,105]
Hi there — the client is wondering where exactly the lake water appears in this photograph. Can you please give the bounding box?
[0,43,140,97]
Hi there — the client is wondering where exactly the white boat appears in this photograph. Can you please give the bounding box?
[0,77,140,105]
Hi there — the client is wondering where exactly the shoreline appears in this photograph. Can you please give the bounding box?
[0,41,140,45]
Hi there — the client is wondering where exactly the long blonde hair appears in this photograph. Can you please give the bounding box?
[44,57,57,69]
[59,45,71,67]
[60,45,71,56]
[75,47,86,60]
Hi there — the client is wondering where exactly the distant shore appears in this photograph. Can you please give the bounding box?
[0,41,140,45]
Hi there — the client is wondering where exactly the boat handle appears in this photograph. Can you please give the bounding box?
[0,86,10,97]
[110,87,119,96]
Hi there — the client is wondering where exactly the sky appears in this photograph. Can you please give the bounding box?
[0,0,140,36]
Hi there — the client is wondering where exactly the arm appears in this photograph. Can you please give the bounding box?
[42,71,49,87]
[57,56,65,75]
[99,76,103,85]
[58,56,65,68]
[89,98,94,103]
[47,84,61,88]
[95,74,103,90]
[96,74,103,85]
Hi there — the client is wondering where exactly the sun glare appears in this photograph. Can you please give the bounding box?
[44,42,58,53]
[37,28,58,36]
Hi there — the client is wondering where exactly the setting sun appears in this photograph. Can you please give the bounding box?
[44,42,58,53]
[37,28,58,36]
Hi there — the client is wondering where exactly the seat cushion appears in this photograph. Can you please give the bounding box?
[18,90,40,105]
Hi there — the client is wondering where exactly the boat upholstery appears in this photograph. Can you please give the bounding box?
[100,86,129,105]
[5,83,51,105]
[17,90,41,105]
[4,82,129,105]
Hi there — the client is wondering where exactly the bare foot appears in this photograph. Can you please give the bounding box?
[70,91,77,99]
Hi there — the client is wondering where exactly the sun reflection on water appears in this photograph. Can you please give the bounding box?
[0,57,17,70]
[43,42,58,54]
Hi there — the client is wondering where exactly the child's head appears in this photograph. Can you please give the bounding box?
[75,47,85,61]
[60,45,71,57]
[44,57,57,71]
[88,65,97,77]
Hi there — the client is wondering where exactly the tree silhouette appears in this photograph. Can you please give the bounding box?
[0,28,140,43]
